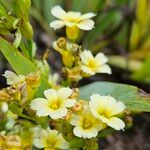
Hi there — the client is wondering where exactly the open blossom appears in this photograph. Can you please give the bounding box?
[70,108,104,138]
[34,128,69,150]
[50,5,96,40]
[50,5,96,30]
[89,94,125,130]
[3,70,25,85]
[80,50,111,75]
[30,87,76,119]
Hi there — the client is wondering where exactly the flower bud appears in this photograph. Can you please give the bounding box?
[57,37,67,49]
[25,72,41,88]
[0,90,10,102]
[7,86,21,101]
[64,110,73,121]
[70,88,79,99]
[6,135,22,148]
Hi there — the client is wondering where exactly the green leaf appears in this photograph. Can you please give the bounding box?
[0,37,50,97]
[0,37,36,74]
[9,102,23,115]
[69,137,84,148]
[79,82,150,112]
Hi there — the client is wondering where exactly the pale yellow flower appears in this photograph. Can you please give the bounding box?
[34,128,69,150]
[80,50,111,75]
[70,108,104,138]
[3,70,25,85]
[30,87,76,119]
[50,5,96,40]
[89,94,125,130]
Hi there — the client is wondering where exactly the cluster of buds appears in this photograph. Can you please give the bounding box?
[1,71,41,105]
[0,134,22,150]
[53,37,111,86]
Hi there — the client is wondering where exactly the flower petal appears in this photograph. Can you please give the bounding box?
[107,117,125,130]
[57,87,72,100]
[77,19,94,30]
[50,20,65,30]
[30,98,48,110]
[33,138,44,148]
[67,11,81,17]
[63,99,76,107]
[81,12,96,20]
[30,98,51,116]
[95,53,108,64]
[97,64,111,74]
[80,50,94,64]
[49,108,67,119]
[57,133,69,149]
[44,89,57,101]
[70,115,79,126]
[73,126,98,138]
[65,21,76,27]
[81,65,95,75]
[51,5,66,20]
[110,101,126,116]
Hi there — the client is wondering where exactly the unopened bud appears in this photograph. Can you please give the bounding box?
[72,102,83,113]
[57,37,67,49]
[25,72,41,88]
[0,90,10,102]
[6,135,22,148]
[7,86,21,101]
[70,88,79,99]
[64,110,73,121]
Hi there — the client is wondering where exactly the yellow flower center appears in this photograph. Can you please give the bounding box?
[98,109,110,118]
[49,100,60,110]
[43,136,57,149]
[82,119,93,129]
[87,59,98,70]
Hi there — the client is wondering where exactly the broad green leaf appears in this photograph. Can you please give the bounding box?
[0,37,36,74]
[79,82,150,112]
[0,37,50,97]
[0,4,15,31]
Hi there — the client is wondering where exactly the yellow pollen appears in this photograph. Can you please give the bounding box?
[82,119,92,129]
[49,100,60,110]
[88,60,98,70]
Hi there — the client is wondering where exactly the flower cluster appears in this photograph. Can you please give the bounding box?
[31,88,125,141]
[0,6,126,150]
[50,5,111,87]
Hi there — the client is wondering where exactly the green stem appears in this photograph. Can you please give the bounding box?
[19,113,36,123]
